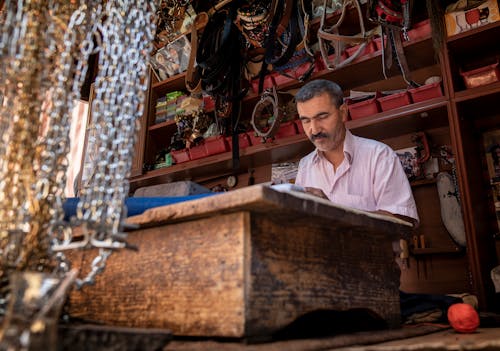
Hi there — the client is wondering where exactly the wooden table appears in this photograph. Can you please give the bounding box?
[67,185,413,338]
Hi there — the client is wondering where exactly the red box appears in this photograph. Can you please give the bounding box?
[406,19,431,41]
[377,91,412,112]
[188,143,207,160]
[345,40,378,60]
[460,62,500,89]
[170,149,190,164]
[226,133,251,150]
[347,96,380,120]
[274,121,298,139]
[204,135,229,156]
[294,119,305,134]
[408,82,443,103]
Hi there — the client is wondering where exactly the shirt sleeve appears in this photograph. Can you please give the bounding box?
[372,146,420,223]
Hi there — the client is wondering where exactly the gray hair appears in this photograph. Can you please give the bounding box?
[295,79,344,108]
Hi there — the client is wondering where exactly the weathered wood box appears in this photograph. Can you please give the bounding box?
[67,185,412,338]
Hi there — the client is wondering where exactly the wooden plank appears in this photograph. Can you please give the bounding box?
[126,185,412,235]
[68,212,249,336]
[245,213,402,336]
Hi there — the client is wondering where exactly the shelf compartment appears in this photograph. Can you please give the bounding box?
[131,99,450,193]
[453,80,500,103]
[446,19,500,45]
[151,72,188,96]
[129,134,313,193]
[347,97,449,140]
[242,36,436,106]
[148,119,176,131]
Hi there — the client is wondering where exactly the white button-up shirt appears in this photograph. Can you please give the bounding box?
[295,130,419,222]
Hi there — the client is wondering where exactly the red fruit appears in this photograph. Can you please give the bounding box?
[447,303,480,333]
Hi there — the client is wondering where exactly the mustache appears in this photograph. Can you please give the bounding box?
[311,132,329,141]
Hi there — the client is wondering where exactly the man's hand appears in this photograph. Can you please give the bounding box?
[304,187,329,200]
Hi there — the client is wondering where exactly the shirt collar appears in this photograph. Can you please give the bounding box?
[311,129,354,165]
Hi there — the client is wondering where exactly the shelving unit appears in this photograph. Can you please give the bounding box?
[124,5,500,311]
[132,28,443,189]
[443,20,500,309]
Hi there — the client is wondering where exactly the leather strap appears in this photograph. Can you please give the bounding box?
[380,26,418,87]
[318,0,375,70]
[185,14,207,94]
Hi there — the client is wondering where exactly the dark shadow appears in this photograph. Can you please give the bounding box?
[272,308,388,340]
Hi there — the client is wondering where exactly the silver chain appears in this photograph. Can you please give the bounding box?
[61,0,156,288]
[0,0,60,288]
[42,1,104,280]
[0,0,157,297]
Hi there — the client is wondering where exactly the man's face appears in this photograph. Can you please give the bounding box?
[296,92,348,152]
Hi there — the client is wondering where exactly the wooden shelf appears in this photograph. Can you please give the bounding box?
[347,97,449,139]
[133,95,451,191]
[410,178,437,187]
[243,36,435,106]
[446,21,500,45]
[411,247,464,256]
[130,134,313,192]
[148,119,176,131]
[453,81,500,103]
[152,72,187,96]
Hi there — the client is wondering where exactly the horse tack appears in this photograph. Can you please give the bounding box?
[318,0,376,70]
[254,0,295,93]
[185,13,208,94]
[185,0,237,94]
[246,0,312,93]
[234,1,274,49]
[272,0,316,83]
[250,86,295,141]
[367,0,418,87]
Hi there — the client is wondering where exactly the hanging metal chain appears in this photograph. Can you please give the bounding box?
[40,1,103,279]
[0,0,59,296]
[0,0,157,304]
[64,0,156,288]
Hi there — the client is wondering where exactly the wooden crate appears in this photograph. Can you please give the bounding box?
[67,185,412,338]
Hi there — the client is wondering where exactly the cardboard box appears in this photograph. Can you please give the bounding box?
[445,0,500,37]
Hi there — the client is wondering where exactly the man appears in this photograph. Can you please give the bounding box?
[294,79,419,225]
